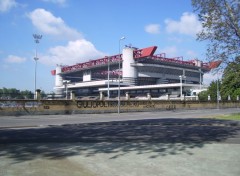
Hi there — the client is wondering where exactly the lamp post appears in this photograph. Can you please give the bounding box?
[33,34,42,99]
[118,36,125,114]
[216,72,220,109]
[199,68,202,90]
[107,56,110,99]
[34,57,39,99]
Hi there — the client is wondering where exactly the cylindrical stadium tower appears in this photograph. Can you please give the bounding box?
[54,65,63,94]
[122,47,137,85]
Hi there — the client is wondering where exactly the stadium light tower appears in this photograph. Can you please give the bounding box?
[118,36,125,114]
[33,34,42,99]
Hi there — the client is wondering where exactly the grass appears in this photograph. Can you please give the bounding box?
[213,113,240,120]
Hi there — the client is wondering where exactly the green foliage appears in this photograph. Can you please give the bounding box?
[40,90,47,98]
[192,0,240,63]
[208,80,221,101]
[232,88,240,100]
[0,88,52,99]
[0,88,34,99]
[198,80,222,101]
[220,56,240,100]
[213,113,240,120]
[198,90,208,101]
[21,90,34,99]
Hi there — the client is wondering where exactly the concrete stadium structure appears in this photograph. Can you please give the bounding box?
[51,46,210,99]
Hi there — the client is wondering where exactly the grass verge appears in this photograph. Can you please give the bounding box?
[213,113,240,120]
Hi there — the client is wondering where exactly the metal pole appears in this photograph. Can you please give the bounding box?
[118,37,125,114]
[199,68,202,90]
[217,72,219,109]
[107,56,110,99]
[34,57,39,99]
[179,75,182,99]
[33,34,42,100]
[118,41,121,114]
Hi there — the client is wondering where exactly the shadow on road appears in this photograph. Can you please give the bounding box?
[0,118,239,161]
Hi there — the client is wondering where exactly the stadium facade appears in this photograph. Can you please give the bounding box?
[51,46,210,99]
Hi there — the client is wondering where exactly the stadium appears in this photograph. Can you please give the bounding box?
[51,45,211,100]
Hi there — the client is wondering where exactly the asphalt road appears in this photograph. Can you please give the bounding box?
[0,108,240,128]
[0,108,240,176]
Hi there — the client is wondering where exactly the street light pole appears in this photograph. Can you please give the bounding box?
[217,72,220,109]
[179,75,182,98]
[33,34,42,99]
[199,68,202,90]
[107,56,110,99]
[118,36,125,114]
[34,57,39,99]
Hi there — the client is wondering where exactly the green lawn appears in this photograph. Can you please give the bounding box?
[213,113,240,120]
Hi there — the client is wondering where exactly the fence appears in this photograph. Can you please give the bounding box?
[0,97,239,116]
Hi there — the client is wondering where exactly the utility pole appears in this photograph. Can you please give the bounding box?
[118,37,125,114]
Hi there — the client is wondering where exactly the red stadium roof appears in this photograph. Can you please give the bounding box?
[51,46,210,75]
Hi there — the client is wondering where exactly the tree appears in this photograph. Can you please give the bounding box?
[40,90,47,99]
[208,80,221,101]
[199,80,221,101]
[192,0,240,63]
[21,90,34,99]
[220,56,240,100]
[198,90,208,101]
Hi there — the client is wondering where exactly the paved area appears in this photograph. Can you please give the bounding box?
[0,108,240,128]
[0,108,240,176]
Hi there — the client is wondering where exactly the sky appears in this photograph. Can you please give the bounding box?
[0,0,219,93]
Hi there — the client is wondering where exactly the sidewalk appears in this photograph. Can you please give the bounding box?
[0,143,239,176]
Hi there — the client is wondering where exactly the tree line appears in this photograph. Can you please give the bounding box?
[0,88,47,99]
[199,56,240,101]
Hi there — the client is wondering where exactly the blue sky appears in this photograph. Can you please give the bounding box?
[0,0,217,92]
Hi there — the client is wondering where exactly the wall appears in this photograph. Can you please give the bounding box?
[0,99,239,116]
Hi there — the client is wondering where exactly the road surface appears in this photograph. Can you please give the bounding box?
[0,108,240,176]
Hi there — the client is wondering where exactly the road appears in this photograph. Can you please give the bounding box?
[0,108,240,176]
[0,108,239,128]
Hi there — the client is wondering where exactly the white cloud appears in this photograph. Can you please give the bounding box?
[40,39,106,66]
[145,24,160,34]
[5,55,26,63]
[28,8,81,40]
[27,8,107,67]
[165,12,202,36]
[0,0,17,12]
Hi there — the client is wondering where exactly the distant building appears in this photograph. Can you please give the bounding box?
[51,46,210,99]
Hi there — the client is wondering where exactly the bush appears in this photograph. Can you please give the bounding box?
[198,91,208,101]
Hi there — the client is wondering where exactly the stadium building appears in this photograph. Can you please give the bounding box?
[51,46,211,100]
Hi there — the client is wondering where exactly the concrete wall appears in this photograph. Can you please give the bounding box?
[0,99,239,116]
